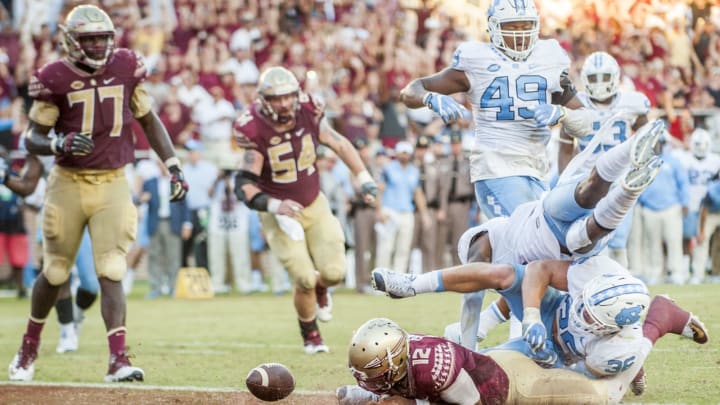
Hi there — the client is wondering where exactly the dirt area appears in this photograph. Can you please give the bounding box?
[0,385,338,405]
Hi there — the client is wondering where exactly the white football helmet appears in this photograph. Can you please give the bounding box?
[570,274,649,337]
[581,52,620,102]
[348,318,409,393]
[487,0,540,61]
[691,128,712,159]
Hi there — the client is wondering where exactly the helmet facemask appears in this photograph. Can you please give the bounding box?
[348,318,410,394]
[487,0,540,61]
[257,67,301,124]
[61,5,115,70]
[570,274,649,337]
[581,52,620,102]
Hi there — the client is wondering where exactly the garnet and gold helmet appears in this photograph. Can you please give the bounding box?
[348,318,409,393]
[60,5,115,70]
[257,66,300,124]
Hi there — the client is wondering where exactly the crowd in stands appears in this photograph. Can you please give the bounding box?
[2,0,720,298]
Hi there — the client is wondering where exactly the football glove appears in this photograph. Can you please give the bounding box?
[522,307,546,351]
[529,345,559,368]
[423,92,469,124]
[168,165,189,202]
[52,131,94,156]
[531,104,566,128]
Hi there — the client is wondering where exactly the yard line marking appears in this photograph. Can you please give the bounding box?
[0,381,333,395]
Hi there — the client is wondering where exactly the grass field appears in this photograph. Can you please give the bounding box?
[0,281,718,404]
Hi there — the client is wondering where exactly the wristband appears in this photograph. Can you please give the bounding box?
[268,198,282,214]
[523,307,542,324]
[50,137,59,155]
[356,170,373,185]
[165,157,181,170]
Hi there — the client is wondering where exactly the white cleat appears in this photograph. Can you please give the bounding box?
[8,354,35,382]
[371,268,416,298]
[56,324,79,353]
[104,352,144,382]
[622,157,662,192]
[303,343,330,354]
[630,119,664,168]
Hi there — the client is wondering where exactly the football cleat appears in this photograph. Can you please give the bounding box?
[371,268,416,298]
[622,157,662,192]
[315,284,333,323]
[682,314,709,344]
[300,319,329,354]
[56,324,79,353]
[104,351,144,382]
[8,336,38,381]
[630,368,646,396]
[630,120,664,168]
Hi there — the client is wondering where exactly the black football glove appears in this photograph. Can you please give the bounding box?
[168,165,189,202]
[52,132,94,156]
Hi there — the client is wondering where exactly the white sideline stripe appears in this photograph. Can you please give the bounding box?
[0,381,332,395]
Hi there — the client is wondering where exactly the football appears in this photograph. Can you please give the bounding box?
[245,363,295,402]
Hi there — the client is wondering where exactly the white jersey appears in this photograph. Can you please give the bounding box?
[554,256,646,377]
[452,39,571,182]
[478,200,564,265]
[573,91,650,174]
[673,150,720,212]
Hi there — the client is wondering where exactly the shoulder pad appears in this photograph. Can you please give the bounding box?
[112,48,147,80]
[299,92,324,122]
[233,110,259,148]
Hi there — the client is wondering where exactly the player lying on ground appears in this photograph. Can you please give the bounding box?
[372,256,708,398]
[338,299,706,405]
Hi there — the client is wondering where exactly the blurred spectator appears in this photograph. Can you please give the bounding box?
[144,159,192,299]
[638,139,690,285]
[181,140,218,269]
[349,138,378,293]
[159,93,195,147]
[207,165,251,294]
[192,86,236,164]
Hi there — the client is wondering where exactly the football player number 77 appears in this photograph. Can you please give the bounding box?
[67,85,125,137]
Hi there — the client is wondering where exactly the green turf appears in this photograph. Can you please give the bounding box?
[0,282,718,403]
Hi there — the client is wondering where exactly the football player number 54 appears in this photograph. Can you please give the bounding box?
[267,135,316,183]
[67,85,125,137]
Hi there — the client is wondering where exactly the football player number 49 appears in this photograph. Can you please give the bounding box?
[67,85,125,137]
[480,75,547,120]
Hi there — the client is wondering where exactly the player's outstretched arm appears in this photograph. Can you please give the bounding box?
[521,260,571,309]
[3,154,43,197]
[400,68,470,108]
[318,118,377,203]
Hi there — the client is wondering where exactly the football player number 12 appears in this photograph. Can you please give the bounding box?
[480,75,547,120]
[67,85,125,137]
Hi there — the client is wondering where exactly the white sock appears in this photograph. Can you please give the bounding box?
[411,271,444,294]
[477,301,508,339]
[593,185,640,229]
[596,140,632,182]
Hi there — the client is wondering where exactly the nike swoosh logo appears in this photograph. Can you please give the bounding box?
[103,78,115,85]
[295,129,304,137]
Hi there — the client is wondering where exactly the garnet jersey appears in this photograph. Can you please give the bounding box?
[234,94,323,207]
[379,334,509,405]
[28,49,152,169]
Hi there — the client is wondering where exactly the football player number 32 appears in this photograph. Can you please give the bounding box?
[268,135,316,183]
[67,85,124,137]
[480,75,547,120]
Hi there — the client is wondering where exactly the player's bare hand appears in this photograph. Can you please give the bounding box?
[277,199,303,217]
[53,131,94,156]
